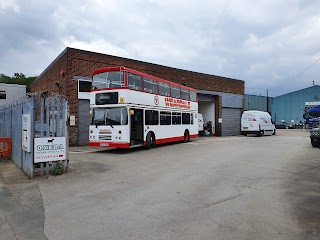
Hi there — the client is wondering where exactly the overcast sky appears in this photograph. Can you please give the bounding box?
[1,0,320,96]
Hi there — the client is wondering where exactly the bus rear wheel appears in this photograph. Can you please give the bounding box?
[183,130,190,142]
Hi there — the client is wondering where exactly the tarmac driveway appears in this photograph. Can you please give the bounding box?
[1,129,319,240]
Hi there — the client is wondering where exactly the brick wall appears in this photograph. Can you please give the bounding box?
[31,47,244,145]
[66,48,244,95]
[30,49,80,145]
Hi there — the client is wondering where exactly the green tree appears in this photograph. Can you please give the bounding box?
[0,73,37,92]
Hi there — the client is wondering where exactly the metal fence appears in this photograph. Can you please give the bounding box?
[0,93,68,178]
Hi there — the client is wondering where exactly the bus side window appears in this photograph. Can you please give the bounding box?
[128,73,142,91]
[160,111,171,125]
[158,82,170,97]
[172,112,181,125]
[182,113,190,124]
[190,91,197,102]
[171,85,180,99]
[145,110,159,125]
[144,78,158,94]
[181,89,190,100]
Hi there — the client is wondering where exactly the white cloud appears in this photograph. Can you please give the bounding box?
[0,0,20,12]
[1,0,320,96]
[63,37,129,58]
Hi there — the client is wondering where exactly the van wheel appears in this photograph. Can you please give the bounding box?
[183,130,190,142]
[311,139,317,147]
[272,129,276,135]
[145,132,152,150]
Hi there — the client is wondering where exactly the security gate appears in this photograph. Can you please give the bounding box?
[0,93,68,178]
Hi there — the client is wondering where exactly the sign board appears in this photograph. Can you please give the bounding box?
[34,137,67,163]
[218,118,222,123]
[306,101,320,106]
[22,114,31,152]
[70,115,76,126]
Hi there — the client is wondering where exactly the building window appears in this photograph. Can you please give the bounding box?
[79,80,91,92]
[0,91,6,99]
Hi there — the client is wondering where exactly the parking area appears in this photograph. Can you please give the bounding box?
[1,129,319,240]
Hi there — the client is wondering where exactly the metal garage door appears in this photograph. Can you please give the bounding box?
[222,108,241,136]
[78,99,91,145]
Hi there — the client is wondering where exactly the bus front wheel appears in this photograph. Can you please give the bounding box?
[146,132,155,150]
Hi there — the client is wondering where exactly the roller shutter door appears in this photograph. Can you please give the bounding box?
[222,108,241,136]
[78,100,91,146]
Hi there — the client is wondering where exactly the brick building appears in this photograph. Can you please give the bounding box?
[31,47,244,146]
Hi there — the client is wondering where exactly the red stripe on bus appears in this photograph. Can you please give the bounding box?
[88,142,130,149]
[147,134,198,145]
[89,134,198,149]
[190,134,198,138]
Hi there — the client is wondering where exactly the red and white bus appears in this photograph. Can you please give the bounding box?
[88,66,198,149]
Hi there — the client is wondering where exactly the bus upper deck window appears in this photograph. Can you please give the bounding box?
[143,78,158,94]
[128,73,142,91]
[171,85,180,99]
[190,91,197,102]
[159,82,170,97]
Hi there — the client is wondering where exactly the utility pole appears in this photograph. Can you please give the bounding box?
[266,89,269,113]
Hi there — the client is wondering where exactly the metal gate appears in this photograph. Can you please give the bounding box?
[0,93,68,178]
[222,108,241,136]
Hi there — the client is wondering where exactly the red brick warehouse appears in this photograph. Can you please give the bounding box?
[31,47,244,146]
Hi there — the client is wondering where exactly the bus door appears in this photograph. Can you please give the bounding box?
[130,108,143,145]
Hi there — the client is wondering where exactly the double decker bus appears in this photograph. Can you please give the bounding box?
[88,66,198,149]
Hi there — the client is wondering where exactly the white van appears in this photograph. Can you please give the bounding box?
[241,110,275,136]
[198,113,204,132]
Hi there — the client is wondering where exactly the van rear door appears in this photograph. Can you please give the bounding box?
[241,112,260,132]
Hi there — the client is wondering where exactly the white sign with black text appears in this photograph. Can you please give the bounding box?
[34,137,67,163]
[22,114,31,152]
